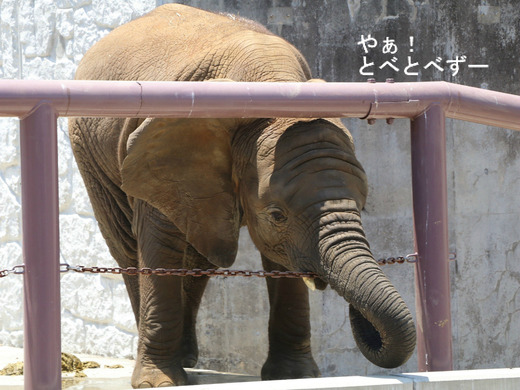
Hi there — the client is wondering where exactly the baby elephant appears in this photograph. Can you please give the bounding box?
[69,4,415,388]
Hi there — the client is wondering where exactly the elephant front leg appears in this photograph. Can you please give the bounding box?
[132,201,188,388]
[181,244,212,368]
[260,255,320,380]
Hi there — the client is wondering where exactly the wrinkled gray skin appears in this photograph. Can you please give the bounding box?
[69,4,416,388]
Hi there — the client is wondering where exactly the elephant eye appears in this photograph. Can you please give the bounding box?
[269,209,287,223]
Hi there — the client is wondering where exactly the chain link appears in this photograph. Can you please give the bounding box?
[0,265,25,278]
[377,254,417,265]
[377,252,457,266]
[61,264,318,278]
[0,254,457,279]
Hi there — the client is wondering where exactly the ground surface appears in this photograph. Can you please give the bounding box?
[0,346,259,389]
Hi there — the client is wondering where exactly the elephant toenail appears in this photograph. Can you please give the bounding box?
[182,357,197,368]
[158,381,174,387]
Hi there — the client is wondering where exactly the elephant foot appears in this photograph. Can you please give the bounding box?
[131,359,187,388]
[261,350,320,380]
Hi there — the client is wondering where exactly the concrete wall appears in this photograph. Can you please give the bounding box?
[0,0,519,378]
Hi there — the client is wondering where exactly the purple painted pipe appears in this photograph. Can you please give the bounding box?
[20,103,60,390]
[411,105,452,371]
[0,80,519,128]
[0,80,519,388]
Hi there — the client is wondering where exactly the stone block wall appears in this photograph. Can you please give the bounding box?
[0,0,519,378]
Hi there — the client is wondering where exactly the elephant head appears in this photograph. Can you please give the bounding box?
[120,112,416,369]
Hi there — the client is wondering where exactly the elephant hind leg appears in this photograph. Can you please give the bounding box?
[68,120,140,323]
[181,244,213,368]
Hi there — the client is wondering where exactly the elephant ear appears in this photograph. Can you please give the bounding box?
[121,117,241,268]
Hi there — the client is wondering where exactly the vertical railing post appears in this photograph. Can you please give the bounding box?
[20,103,61,390]
[410,104,453,372]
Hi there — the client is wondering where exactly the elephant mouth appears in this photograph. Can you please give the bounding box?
[302,275,328,291]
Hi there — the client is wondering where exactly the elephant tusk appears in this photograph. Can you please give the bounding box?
[302,277,316,291]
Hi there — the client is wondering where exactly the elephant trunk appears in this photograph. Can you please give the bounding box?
[316,208,416,368]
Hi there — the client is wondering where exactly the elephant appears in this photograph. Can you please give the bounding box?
[69,4,416,388]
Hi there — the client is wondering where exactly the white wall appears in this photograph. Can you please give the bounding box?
[0,0,161,357]
[0,0,519,379]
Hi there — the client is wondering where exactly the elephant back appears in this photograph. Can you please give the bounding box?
[75,4,311,83]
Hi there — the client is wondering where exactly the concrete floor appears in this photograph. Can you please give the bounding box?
[3,346,520,390]
[0,346,259,389]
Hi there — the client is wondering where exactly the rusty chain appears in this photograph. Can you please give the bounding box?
[0,265,25,278]
[0,253,457,279]
[374,252,456,265]
[61,265,317,278]
[377,254,417,266]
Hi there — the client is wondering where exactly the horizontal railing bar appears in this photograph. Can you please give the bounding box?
[0,80,518,131]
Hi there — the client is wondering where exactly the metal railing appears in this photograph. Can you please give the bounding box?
[0,79,519,389]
